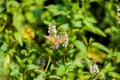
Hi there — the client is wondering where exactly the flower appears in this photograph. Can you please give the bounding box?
[48,24,57,36]
[90,62,99,75]
[59,32,69,47]
[117,6,120,17]
[22,27,35,39]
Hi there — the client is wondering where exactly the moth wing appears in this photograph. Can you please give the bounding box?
[57,38,66,44]
[44,35,55,43]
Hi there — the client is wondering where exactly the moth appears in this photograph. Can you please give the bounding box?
[44,35,66,50]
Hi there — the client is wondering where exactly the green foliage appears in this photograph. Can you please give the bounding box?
[0,0,120,80]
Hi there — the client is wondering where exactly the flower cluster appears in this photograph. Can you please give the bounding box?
[90,62,99,75]
[60,32,69,47]
[22,27,35,39]
[48,24,57,36]
[117,6,120,17]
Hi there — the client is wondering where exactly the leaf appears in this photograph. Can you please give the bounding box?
[25,11,36,23]
[74,21,82,28]
[0,67,5,76]
[86,17,97,23]
[94,27,106,37]
[10,68,20,76]
[45,5,58,15]
[49,75,62,79]
[104,63,116,73]
[21,49,28,56]
[83,19,95,33]
[0,23,5,32]
[14,32,23,46]
[72,20,82,28]
[15,55,24,68]
[29,49,37,54]
[91,42,109,53]
[3,54,10,68]
[84,19,106,37]
[0,7,4,13]
[108,72,120,79]
[66,72,75,80]
[0,43,7,52]
[59,23,69,31]
[73,40,87,55]
[74,58,84,68]
[116,52,120,63]
[56,65,66,76]
[33,71,46,80]
[26,64,39,70]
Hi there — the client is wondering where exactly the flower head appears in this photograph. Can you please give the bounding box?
[48,24,57,36]
[90,62,99,75]
[59,32,69,47]
[22,27,35,39]
[117,6,120,17]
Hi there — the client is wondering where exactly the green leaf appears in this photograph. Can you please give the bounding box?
[0,67,5,76]
[25,11,36,23]
[116,52,120,63]
[104,63,116,72]
[108,72,120,79]
[66,62,75,71]
[59,23,69,31]
[74,58,84,68]
[56,65,66,76]
[72,20,82,28]
[6,1,20,13]
[14,32,23,46]
[66,72,75,80]
[15,55,24,68]
[84,19,106,37]
[83,19,95,33]
[49,75,62,79]
[94,27,106,37]
[74,21,82,28]
[0,43,7,52]
[0,23,5,32]
[0,7,4,13]
[10,68,20,76]
[29,49,37,54]
[26,64,39,70]
[91,42,109,53]
[21,49,28,56]
[45,5,58,15]
[33,72,46,80]
[86,17,97,23]
[73,40,87,55]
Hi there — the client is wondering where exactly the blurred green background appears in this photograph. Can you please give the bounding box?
[0,0,120,80]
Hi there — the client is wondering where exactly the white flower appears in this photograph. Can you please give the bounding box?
[48,24,57,35]
[90,63,99,75]
[117,7,120,17]
[60,32,69,47]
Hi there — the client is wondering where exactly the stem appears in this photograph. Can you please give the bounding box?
[23,66,27,80]
[64,53,66,66]
[23,70,25,80]
[45,56,51,73]
[82,35,88,46]
[82,0,85,11]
